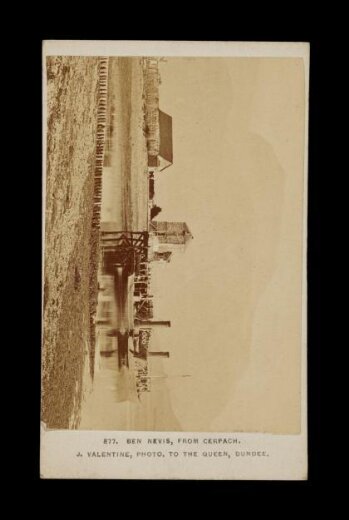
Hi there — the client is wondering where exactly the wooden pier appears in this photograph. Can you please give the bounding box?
[101,231,149,276]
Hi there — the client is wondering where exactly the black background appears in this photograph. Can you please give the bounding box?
[16,17,327,504]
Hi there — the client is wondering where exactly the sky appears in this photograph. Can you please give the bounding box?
[149,57,305,433]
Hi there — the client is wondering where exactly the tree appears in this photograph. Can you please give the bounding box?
[150,205,162,220]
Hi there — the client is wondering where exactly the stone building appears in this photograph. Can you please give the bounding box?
[150,221,193,245]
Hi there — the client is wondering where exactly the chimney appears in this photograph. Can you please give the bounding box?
[135,320,171,328]
[148,351,170,358]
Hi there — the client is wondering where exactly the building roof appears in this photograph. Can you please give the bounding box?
[158,110,173,169]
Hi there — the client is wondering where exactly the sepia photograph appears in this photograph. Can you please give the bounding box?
[42,42,308,455]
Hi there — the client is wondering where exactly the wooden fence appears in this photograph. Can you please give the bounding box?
[92,57,109,229]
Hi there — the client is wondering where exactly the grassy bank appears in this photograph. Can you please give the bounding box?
[42,57,100,429]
